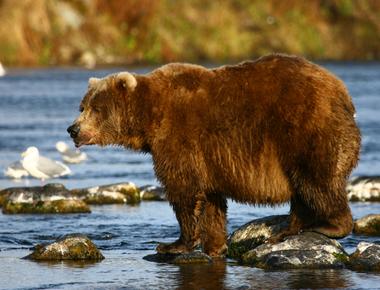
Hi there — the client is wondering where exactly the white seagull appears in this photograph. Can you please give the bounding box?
[21,146,71,180]
[4,161,29,179]
[56,141,87,163]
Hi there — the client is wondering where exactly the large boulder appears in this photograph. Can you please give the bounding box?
[348,242,380,271]
[24,234,104,261]
[227,215,289,259]
[347,176,380,202]
[354,214,380,236]
[241,232,348,270]
[70,182,141,205]
[2,183,90,214]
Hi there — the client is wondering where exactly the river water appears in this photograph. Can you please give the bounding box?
[0,63,380,289]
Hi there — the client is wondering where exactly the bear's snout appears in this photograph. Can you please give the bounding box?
[67,124,80,139]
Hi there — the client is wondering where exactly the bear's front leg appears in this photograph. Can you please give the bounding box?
[156,194,204,255]
[199,194,228,258]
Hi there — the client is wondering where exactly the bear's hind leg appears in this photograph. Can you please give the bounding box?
[308,197,353,238]
[292,179,353,239]
[156,193,204,255]
[199,194,228,257]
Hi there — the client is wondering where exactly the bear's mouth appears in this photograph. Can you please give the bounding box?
[72,133,95,148]
[73,137,95,148]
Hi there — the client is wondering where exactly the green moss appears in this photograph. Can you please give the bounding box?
[240,251,261,266]
[120,188,141,205]
[84,195,126,205]
[227,237,266,260]
[141,191,163,201]
[2,200,91,214]
[0,194,9,207]
[227,243,249,260]
[333,252,349,264]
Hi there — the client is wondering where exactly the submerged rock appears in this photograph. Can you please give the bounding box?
[241,232,348,270]
[347,176,380,202]
[348,242,380,271]
[354,214,380,236]
[2,184,90,214]
[71,182,141,205]
[24,234,104,261]
[227,215,289,259]
[144,251,212,264]
[139,185,166,201]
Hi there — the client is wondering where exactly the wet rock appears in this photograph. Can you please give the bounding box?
[139,185,166,201]
[24,234,104,261]
[227,215,289,259]
[2,184,90,214]
[348,242,380,271]
[347,176,380,202]
[354,214,380,236]
[143,251,212,264]
[241,232,348,270]
[71,182,141,205]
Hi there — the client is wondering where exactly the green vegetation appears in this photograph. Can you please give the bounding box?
[0,0,379,66]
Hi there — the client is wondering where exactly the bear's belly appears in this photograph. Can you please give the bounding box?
[208,141,293,205]
[219,165,293,205]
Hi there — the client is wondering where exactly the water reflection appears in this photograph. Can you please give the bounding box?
[283,269,351,289]
[29,259,102,269]
[174,261,226,290]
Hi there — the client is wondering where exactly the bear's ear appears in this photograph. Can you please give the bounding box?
[88,77,100,88]
[116,72,137,91]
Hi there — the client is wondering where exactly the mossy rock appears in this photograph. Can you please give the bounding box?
[120,187,140,205]
[348,242,380,271]
[144,251,212,264]
[227,215,289,259]
[354,214,380,236]
[0,184,67,207]
[24,234,104,261]
[139,185,166,201]
[3,199,90,214]
[71,182,141,205]
[1,184,90,214]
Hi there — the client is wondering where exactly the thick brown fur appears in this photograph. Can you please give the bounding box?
[69,54,361,257]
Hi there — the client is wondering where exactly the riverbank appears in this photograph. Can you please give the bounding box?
[0,0,379,67]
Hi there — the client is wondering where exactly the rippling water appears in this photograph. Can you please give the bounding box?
[1,63,380,289]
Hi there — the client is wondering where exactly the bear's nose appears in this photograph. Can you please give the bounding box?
[67,124,80,138]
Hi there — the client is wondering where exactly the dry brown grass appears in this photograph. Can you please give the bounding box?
[0,0,379,66]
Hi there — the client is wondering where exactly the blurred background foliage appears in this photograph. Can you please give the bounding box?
[0,0,379,66]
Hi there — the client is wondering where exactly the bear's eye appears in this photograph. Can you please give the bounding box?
[79,106,84,113]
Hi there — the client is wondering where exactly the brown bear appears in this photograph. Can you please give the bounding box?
[68,54,361,257]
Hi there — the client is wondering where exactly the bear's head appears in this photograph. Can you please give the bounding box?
[67,72,139,148]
